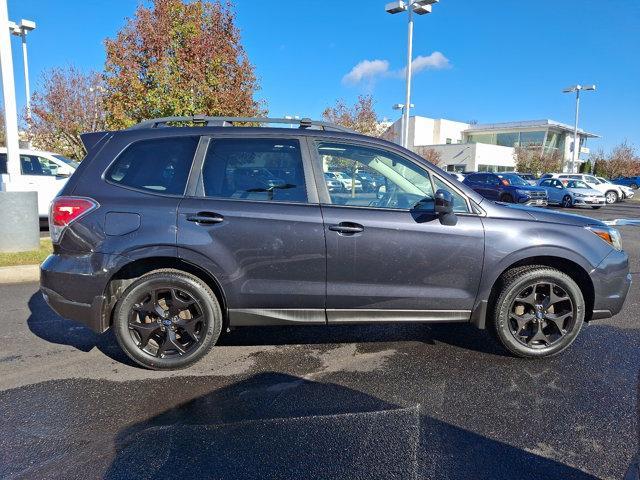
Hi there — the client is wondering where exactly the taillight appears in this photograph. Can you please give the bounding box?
[49,196,98,243]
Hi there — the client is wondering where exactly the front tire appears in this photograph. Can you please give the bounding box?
[605,190,618,204]
[489,266,585,358]
[500,194,514,203]
[113,269,222,370]
[562,195,573,208]
[591,205,602,209]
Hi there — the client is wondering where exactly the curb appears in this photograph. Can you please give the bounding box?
[0,265,40,284]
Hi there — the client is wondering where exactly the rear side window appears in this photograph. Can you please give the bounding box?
[201,138,307,203]
[106,136,199,195]
[0,153,6,174]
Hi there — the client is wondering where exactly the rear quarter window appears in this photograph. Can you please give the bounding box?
[106,136,199,195]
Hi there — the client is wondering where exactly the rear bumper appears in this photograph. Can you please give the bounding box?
[589,249,632,320]
[40,252,124,333]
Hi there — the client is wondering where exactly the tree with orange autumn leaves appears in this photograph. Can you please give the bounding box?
[27,0,264,158]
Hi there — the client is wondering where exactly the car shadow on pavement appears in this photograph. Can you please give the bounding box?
[0,371,601,479]
[218,323,509,357]
[26,292,137,367]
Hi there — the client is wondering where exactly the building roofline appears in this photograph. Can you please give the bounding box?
[463,119,599,138]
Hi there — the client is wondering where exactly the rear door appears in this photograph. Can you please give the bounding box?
[309,139,485,322]
[177,134,326,326]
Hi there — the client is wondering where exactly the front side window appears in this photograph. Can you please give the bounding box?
[316,142,469,213]
[0,153,6,174]
[107,136,199,195]
[201,138,307,203]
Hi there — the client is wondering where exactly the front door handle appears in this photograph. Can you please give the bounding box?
[186,212,224,225]
[328,222,364,235]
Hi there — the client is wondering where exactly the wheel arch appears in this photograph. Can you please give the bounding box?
[103,256,229,330]
[473,255,595,329]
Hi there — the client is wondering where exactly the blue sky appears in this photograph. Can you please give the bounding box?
[7,0,640,151]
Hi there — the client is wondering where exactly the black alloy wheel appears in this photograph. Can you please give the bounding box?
[507,282,575,349]
[490,266,585,358]
[114,270,221,370]
[562,195,573,208]
[127,287,205,358]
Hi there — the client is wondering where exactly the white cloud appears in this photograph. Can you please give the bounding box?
[395,51,451,77]
[342,52,451,86]
[342,59,390,85]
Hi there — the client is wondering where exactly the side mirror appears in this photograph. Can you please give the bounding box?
[55,172,70,179]
[434,189,458,226]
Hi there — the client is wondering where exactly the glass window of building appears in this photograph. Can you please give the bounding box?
[496,132,519,148]
[519,131,546,147]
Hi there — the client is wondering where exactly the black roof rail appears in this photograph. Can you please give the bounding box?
[126,116,355,133]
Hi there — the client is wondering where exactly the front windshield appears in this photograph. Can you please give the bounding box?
[499,174,529,186]
[565,180,589,189]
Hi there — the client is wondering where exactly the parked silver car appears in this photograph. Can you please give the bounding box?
[537,178,605,209]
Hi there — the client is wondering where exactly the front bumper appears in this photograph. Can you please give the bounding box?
[519,197,548,207]
[574,196,606,205]
[40,252,124,333]
[589,249,632,320]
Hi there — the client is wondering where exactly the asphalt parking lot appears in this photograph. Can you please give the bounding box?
[1,202,638,479]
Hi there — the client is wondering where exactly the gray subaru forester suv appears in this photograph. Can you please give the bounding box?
[40,117,631,370]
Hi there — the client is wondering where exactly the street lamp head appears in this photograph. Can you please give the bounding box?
[412,4,432,15]
[563,85,580,93]
[19,20,36,32]
[385,1,407,14]
[392,104,404,110]
[415,0,440,4]
[583,84,597,91]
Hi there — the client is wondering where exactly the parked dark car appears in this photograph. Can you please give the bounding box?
[613,176,640,189]
[463,172,548,206]
[40,116,630,370]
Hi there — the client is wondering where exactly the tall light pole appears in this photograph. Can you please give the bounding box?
[392,103,413,146]
[563,84,596,173]
[0,1,20,184]
[385,0,440,148]
[10,19,36,121]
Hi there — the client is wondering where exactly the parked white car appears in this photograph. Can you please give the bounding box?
[0,148,77,219]
[543,173,624,204]
[326,171,363,191]
[596,177,634,200]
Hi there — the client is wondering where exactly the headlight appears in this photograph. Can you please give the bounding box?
[587,226,623,251]
[515,189,531,196]
[573,193,585,197]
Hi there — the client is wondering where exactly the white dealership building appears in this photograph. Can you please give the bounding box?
[382,116,598,173]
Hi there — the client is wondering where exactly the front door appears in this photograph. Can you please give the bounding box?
[177,135,326,326]
[310,140,485,323]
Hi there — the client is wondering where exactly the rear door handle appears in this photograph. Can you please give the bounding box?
[186,212,224,225]
[328,222,364,235]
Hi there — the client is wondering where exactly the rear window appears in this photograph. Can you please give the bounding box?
[106,137,199,195]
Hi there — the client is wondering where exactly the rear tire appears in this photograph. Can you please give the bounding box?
[605,190,618,204]
[631,184,638,190]
[113,269,222,370]
[489,266,585,358]
[591,206,602,209]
